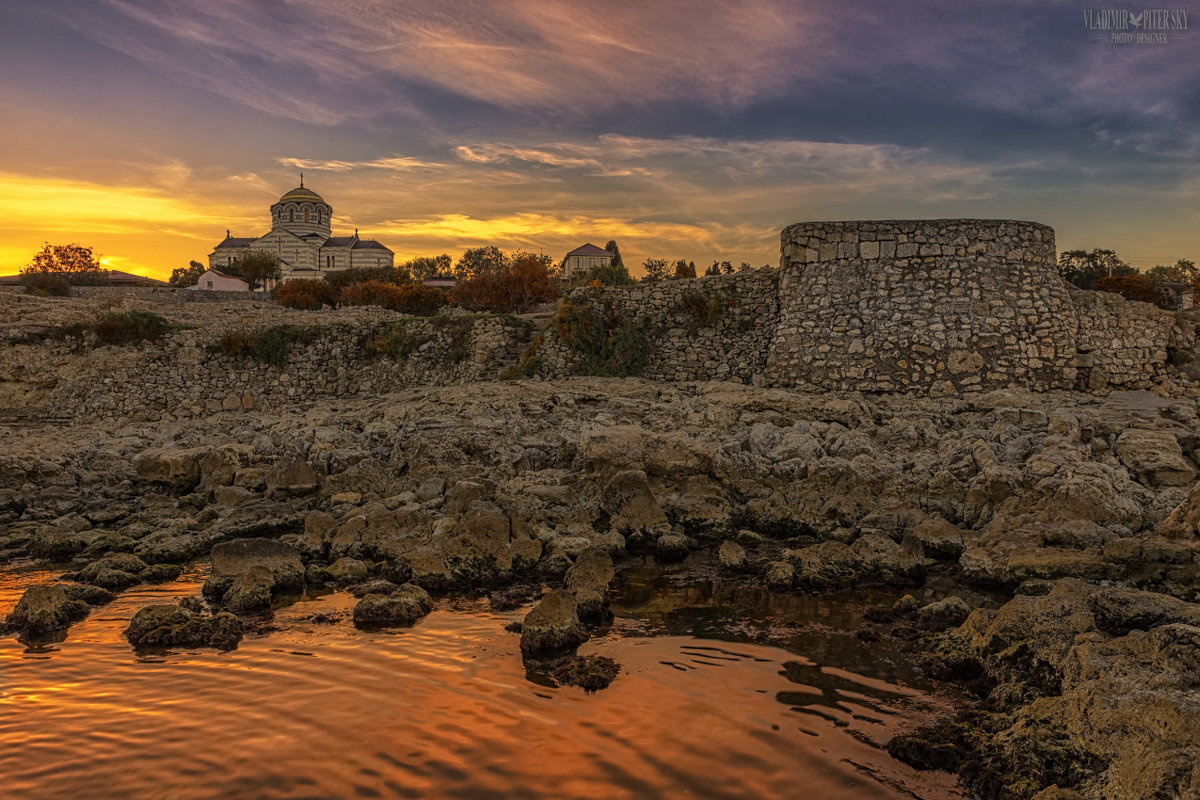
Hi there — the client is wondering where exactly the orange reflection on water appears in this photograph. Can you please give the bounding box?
[0,568,962,800]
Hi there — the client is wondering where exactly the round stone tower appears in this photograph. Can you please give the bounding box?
[768,219,1080,394]
[270,180,332,238]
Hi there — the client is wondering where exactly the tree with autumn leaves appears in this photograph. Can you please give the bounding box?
[20,242,107,283]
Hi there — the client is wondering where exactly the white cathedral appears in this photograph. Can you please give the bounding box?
[208,180,394,282]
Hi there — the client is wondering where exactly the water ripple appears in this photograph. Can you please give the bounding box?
[0,570,962,800]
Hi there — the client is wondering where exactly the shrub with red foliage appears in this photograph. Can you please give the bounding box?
[340,281,447,315]
[452,256,559,313]
[276,279,339,309]
[1093,275,1167,307]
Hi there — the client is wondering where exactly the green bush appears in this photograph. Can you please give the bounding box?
[215,325,320,367]
[23,273,71,297]
[90,310,172,345]
[364,316,473,362]
[554,297,651,377]
[365,321,429,360]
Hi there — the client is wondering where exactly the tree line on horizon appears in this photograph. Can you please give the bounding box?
[16,240,1199,311]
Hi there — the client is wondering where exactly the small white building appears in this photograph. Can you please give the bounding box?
[561,243,613,280]
[195,269,249,292]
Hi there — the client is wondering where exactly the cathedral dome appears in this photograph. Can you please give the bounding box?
[271,179,332,237]
[278,185,325,204]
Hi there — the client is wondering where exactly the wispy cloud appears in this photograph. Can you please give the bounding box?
[278,156,448,173]
[52,0,815,124]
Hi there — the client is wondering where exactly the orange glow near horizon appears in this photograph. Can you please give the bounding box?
[0,172,783,281]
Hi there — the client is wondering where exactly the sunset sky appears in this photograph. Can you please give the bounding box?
[1,0,1197,280]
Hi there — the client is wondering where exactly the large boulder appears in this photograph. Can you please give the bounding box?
[1114,429,1197,488]
[352,584,432,628]
[199,445,253,491]
[1088,586,1200,636]
[78,553,149,589]
[910,513,968,560]
[579,425,710,476]
[787,540,864,590]
[203,538,303,599]
[852,533,925,584]
[124,603,243,650]
[27,527,88,561]
[265,456,320,499]
[134,448,209,492]
[564,547,614,619]
[223,565,276,613]
[4,585,89,637]
[718,540,747,571]
[599,470,670,538]
[326,557,369,584]
[1157,479,1200,539]
[917,596,971,632]
[520,590,588,653]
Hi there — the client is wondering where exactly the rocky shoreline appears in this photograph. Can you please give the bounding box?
[3,376,1200,798]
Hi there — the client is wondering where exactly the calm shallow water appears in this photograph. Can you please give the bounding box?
[0,561,962,800]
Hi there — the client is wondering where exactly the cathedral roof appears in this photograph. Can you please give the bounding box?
[278,185,326,204]
[215,237,258,249]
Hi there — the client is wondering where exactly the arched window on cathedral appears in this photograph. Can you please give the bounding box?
[317,209,322,225]
[289,208,295,223]
[304,209,310,223]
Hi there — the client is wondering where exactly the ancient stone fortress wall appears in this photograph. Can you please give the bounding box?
[769,219,1179,394]
[535,268,779,383]
[1069,288,1180,390]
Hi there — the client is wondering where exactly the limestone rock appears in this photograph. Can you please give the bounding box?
[600,469,670,537]
[223,565,275,613]
[134,447,209,491]
[265,456,320,499]
[124,603,243,650]
[1156,479,1200,539]
[27,527,88,561]
[204,537,303,599]
[551,655,620,691]
[78,553,150,589]
[788,540,863,590]
[326,557,369,583]
[352,584,432,628]
[765,561,795,590]
[564,547,614,619]
[1088,586,1200,636]
[520,590,588,653]
[917,596,970,632]
[4,585,89,637]
[718,540,747,571]
[655,532,691,562]
[1114,429,1197,488]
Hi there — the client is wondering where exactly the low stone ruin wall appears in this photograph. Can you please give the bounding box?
[2,315,532,422]
[535,268,779,383]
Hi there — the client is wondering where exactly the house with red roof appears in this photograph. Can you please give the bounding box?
[561,243,613,280]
